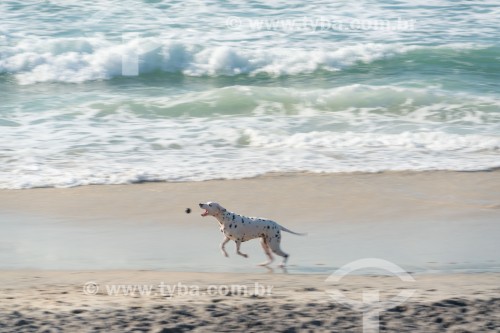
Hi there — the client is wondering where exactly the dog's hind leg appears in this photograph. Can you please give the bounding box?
[258,237,274,266]
[268,236,289,267]
[235,240,248,258]
[220,236,230,257]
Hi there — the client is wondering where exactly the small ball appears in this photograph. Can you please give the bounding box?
[185,208,191,214]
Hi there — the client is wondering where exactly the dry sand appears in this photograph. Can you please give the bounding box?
[0,270,499,332]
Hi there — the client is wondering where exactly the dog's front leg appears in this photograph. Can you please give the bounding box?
[235,240,248,258]
[220,236,230,257]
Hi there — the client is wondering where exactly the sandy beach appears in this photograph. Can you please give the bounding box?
[2,171,499,223]
[1,270,499,332]
[0,171,499,272]
[1,171,500,332]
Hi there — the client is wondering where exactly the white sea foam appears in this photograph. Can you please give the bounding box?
[0,37,483,84]
[3,36,493,85]
[1,85,499,189]
[1,0,499,188]
[2,127,498,189]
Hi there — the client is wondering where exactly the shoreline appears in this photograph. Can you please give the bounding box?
[2,168,500,190]
[0,168,500,217]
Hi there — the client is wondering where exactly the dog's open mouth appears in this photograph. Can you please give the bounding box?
[201,209,208,217]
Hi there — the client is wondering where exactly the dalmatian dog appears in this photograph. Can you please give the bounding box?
[199,202,306,267]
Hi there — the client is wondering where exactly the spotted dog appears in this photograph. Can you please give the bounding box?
[199,202,306,267]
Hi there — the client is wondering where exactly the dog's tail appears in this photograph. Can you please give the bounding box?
[280,225,307,236]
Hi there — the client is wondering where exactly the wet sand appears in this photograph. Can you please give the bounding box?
[1,171,499,224]
[0,171,499,272]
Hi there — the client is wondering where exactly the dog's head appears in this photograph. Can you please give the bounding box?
[198,202,226,217]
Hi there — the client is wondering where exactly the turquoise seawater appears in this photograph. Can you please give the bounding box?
[1,0,499,188]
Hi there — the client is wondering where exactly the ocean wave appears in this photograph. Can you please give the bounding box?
[0,37,495,84]
[1,84,499,189]
[2,128,499,188]
[242,129,500,152]
[74,85,500,130]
